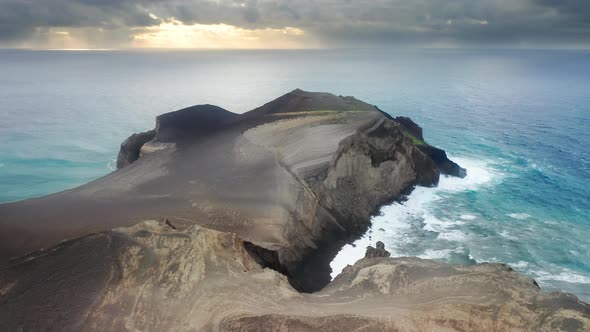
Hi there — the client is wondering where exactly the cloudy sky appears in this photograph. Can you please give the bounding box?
[0,0,589,49]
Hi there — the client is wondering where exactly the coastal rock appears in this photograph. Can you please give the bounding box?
[1,220,587,331]
[419,145,467,178]
[392,115,467,178]
[365,241,391,258]
[116,129,155,168]
[394,116,424,141]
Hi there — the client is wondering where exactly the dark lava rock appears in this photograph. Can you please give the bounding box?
[365,241,391,258]
[395,116,424,141]
[116,130,155,169]
[155,104,238,142]
[418,145,467,178]
[393,116,467,178]
[116,105,239,169]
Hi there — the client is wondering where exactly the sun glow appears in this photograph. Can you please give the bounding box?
[131,19,313,49]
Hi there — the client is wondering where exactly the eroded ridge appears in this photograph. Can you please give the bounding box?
[1,220,587,331]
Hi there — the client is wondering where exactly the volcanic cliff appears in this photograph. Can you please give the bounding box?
[0,90,588,331]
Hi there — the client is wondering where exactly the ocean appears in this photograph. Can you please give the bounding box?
[1,48,589,301]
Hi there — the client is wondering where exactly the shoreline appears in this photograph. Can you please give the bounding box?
[330,156,496,276]
[331,155,590,302]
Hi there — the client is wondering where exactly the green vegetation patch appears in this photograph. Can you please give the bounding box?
[270,109,371,117]
[402,129,427,146]
[270,110,342,116]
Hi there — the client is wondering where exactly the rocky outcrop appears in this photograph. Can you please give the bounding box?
[116,129,155,168]
[419,144,467,178]
[154,104,238,142]
[242,88,378,119]
[239,101,442,291]
[116,105,238,169]
[395,116,424,141]
[365,241,391,258]
[1,221,587,331]
[392,115,467,178]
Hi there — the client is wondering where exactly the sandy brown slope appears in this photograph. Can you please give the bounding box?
[1,220,587,332]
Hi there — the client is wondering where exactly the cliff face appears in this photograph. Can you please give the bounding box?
[116,129,155,168]
[1,220,587,331]
[393,115,467,178]
[116,104,238,169]
[235,101,440,290]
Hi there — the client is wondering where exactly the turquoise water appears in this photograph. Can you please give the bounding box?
[1,49,589,301]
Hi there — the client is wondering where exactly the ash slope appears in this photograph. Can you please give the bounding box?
[0,89,458,291]
[1,220,588,331]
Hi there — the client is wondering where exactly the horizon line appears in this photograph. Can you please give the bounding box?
[1,45,590,52]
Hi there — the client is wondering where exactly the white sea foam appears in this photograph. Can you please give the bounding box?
[329,202,414,278]
[510,261,529,269]
[536,269,590,284]
[418,249,454,260]
[507,213,531,220]
[437,230,469,241]
[106,159,117,171]
[438,156,496,191]
[468,252,480,263]
[330,156,498,278]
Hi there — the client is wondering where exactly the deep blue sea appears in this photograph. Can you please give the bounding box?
[1,49,589,301]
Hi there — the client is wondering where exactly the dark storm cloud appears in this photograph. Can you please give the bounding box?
[0,0,589,47]
[0,0,159,43]
[297,0,590,46]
